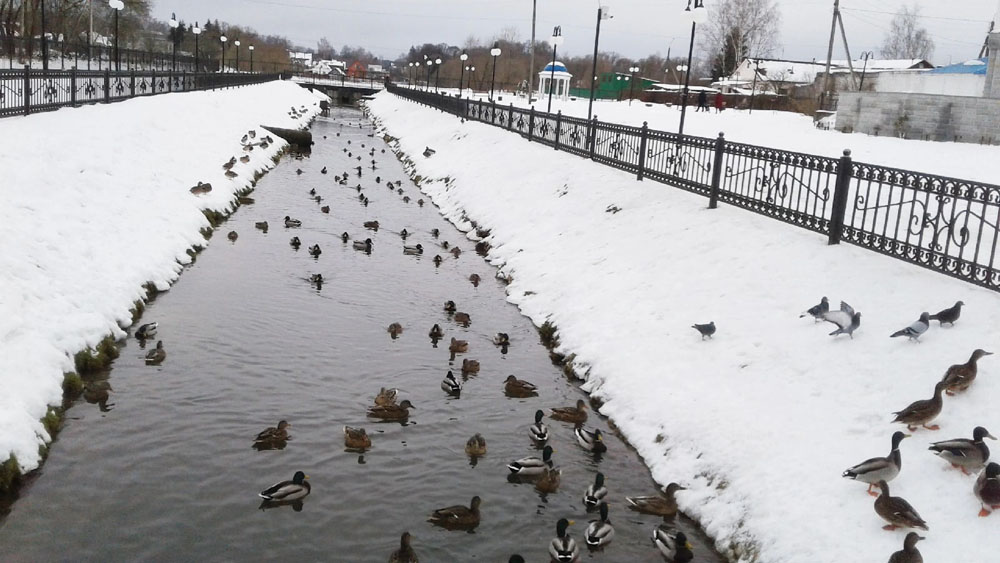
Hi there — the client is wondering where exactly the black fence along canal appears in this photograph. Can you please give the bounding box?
[0,108,724,562]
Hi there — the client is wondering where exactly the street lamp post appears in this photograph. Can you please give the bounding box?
[425,58,433,91]
[465,65,475,93]
[677,0,707,139]
[219,34,227,73]
[192,22,201,72]
[169,13,179,71]
[547,26,563,113]
[858,51,874,91]
[408,62,413,85]
[435,57,442,92]
[109,0,124,72]
[489,42,501,101]
[249,45,254,72]
[628,64,639,105]
[40,0,48,70]
[459,52,468,96]
[587,6,612,123]
[234,39,241,72]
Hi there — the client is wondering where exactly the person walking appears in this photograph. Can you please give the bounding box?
[696,90,708,112]
[714,91,724,113]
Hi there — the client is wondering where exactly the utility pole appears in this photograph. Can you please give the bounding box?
[823,0,840,95]
[528,0,536,100]
[836,9,858,89]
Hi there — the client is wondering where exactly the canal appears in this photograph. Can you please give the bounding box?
[0,106,724,562]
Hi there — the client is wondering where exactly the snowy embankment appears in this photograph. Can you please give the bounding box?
[0,80,322,476]
[430,86,1000,185]
[366,91,1000,563]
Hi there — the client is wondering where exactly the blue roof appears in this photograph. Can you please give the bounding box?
[928,58,988,75]
[542,63,569,73]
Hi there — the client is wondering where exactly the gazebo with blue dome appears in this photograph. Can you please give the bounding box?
[538,61,572,101]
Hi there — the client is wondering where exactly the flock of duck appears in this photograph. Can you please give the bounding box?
[201,114,708,562]
[792,296,998,562]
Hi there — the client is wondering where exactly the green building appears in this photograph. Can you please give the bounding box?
[569,72,657,100]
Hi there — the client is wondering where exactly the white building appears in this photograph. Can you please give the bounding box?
[537,61,572,101]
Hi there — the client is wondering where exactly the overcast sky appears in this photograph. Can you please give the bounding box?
[152,0,999,66]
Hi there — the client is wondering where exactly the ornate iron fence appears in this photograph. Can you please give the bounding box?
[385,83,1000,291]
[0,68,280,118]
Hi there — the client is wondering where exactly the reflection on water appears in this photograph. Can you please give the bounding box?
[0,108,725,562]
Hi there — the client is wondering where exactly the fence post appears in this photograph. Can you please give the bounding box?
[828,149,853,245]
[23,65,30,116]
[554,110,562,150]
[589,115,598,160]
[527,107,535,142]
[71,67,77,106]
[130,69,136,97]
[636,121,649,180]
[708,132,726,208]
[491,98,497,125]
[104,68,110,103]
[507,103,514,131]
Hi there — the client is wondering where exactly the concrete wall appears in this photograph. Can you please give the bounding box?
[986,33,1000,98]
[874,72,985,97]
[835,91,1000,144]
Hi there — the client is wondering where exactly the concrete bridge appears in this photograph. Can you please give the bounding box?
[290,75,383,105]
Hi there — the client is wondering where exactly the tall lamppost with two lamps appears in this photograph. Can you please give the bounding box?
[677,0,707,139]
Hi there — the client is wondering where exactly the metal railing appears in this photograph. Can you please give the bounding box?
[0,67,280,118]
[387,83,1000,292]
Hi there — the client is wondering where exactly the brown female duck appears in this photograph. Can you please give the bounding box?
[887,532,924,563]
[388,531,419,563]
[254,420,291,444]
[375,387,398,406]
[625,483,687,517]
[551,399,588,424]
[461,358,480,375]
[428,495,481,530]
[388,322,403,338]
[940,349,993,395]
[368,399,415,421]
[874,480,928,531]
[344,425,372,449]
[891,381,947,431]
[504,375,539,398]
[453,312,471,326]
[535,466,562,493]
[449,337,468,354]
[465,433,487,456]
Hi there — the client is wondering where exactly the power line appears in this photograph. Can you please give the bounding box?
[841,7,990,24]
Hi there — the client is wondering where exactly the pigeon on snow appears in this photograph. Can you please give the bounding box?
[692,322,716,340]
[928,301,964,326]
[800,296,829,321]
[891,313,931,341]
[822,301,861,338]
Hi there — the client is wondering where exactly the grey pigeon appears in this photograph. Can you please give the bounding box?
[928,300,964,326]
[800,296,829,321]
[423,146,436,158]
[692,322,715,340]
[822,301,861,338]
[891,313,930,341]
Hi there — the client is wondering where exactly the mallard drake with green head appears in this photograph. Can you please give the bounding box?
[403,244,423,255]
[888,532,924,563]
[444,300,457,313]
[433,255,443,266]
[284,216,302,228]
[891,381,947,431]
[388,531,418,563]
[388,322,403,338]
[494,332,510,346]
[340,232,350,243]
[975,462,1000,517]
[441,371,462,396]
[575,425,608,453]
[941,349,993,395]
[874,480,928,531]
[508,445,555,476]
[368,399,415,421]
[535,466,562,493]
[344,425,372,450]
[465,433,487,456]
[428,495,481,530]
[428,324,444,341]
[353,238,373,252]
[583,473,608,510]
[652,526,693,563]
[308,244,322,257]
[929,426,996,474]
[549,518,578,563]
[375,387,398,407]
[585,503,614,548]
[551,400,588,424]
[135,322,157,340]
[461,358,480,375]
[254,420,291,443]
[504,375,538,398]
[259,470,310,501]
[145,340,166,365]
[290,236,301,249]
[529,410,550,443]
[431,228,440,238]
[843,431,909,496]
[626,483,686,517]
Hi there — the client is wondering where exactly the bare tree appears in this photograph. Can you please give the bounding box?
[700,0,781,79]
[880,3,934,60]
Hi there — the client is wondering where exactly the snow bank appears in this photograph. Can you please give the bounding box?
[366,91,1000,563]
[0,80,322,474]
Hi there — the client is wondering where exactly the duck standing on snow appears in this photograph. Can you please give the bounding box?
[441,370,462,396]
[890,313,931,341]
[259,470,310,501]
[135,322,157,340]
[928,300,964,326]
[887,532,924,563]
[940,349,993,395]
[508,445,555,477]
[626,482,686,517]
[585,503,615,548]
[975,462,1000,516]
[800,296,829,321]
[928,426,996,474]
[652,526,693,563]
[575,425,608,453]
[145,340,166,365]
[551,399,588,424]
[842,431,909,496]
[548,518,578,563]
[823,301,861,338]
[891,381,947,431]
[529,410,550,443]
[691,321,715,339]
[874,480,928,531]
[583,472,608,510]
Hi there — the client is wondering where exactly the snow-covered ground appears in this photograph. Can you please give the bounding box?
[367,91,1000,563]
[416,85,1000,186]
[0,80,322,476]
